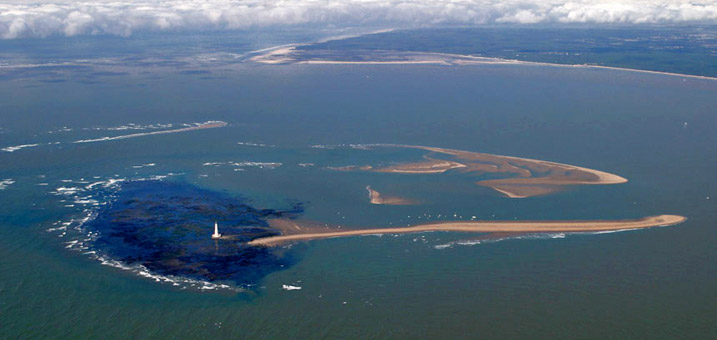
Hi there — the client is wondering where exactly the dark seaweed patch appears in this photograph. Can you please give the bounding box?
[87,180,303,286]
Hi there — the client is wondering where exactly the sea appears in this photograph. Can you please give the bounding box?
[1,31,716,339]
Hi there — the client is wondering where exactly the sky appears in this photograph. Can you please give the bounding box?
[1,0,716,39]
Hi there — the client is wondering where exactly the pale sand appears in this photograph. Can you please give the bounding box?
[398,145,627,197]
[335,143,626,198]
[489,186,530,199]
[248,215,686,246]
[374,157,467,174]
[366,186,414,205]
[407,145,626,183]
[249,46,299,64]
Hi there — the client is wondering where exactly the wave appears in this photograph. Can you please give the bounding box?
[237,141,273,147]
[585,228,641,234]
[86,123,174,132]
[309,143,387,150]
[202,161,282,170]
[1,143,39,152]
[131,163,156,169]
[97,255,238,291]
[434,233,567,249]
[282,284,302,291]
[0,179,14,190]
[47,173,287,292]
[72,121,227,144]
[2,122,225,154]
[432,227,656,249]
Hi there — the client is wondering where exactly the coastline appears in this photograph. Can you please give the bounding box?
[249,45,717,82]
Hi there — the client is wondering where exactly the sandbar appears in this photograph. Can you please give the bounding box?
[366,185,414,205]
[248,215,685,246]
[73,121,227,144]
[377,144,627,198]
[373,156,467,174]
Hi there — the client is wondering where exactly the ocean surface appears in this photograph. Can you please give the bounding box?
[1,43,716,338]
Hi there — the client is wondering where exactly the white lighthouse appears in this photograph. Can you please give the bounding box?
[211,221,222,239]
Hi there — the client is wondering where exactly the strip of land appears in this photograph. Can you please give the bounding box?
[248,215,685,246]
[249,46,717,82]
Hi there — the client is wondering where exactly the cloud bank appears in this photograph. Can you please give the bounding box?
[1,0,716,39]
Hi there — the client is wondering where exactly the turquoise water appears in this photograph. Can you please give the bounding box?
[1,63,716,338]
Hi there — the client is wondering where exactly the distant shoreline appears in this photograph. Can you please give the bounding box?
[249,215,686,246]
[250,45,717,82]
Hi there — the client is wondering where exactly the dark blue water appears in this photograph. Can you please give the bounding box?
[88,180,302,285]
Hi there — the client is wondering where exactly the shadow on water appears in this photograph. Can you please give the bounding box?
[87,180,303,288]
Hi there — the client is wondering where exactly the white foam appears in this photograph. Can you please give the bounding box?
[73,121,226,144]
[48,173,246,292]
[203,161,282,169]
[237,141,272,147]
[48,127,73,134]
[1,143,38,152]
[132,163,156,168]
[53,186,81,195]
[309,144,329,149]
[587,228,640,235]
[309,143,379,150]
[231,161,282,169]
[74,198,99,205]
[0,179,14,190]
[98,255,237,291]
[87,123,173,132]
[434,232,569,249]
[282,284,302,291]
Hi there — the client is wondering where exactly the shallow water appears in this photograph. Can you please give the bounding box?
[1,61,716,338]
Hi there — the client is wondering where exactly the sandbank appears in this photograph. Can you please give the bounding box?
[249,215,685,246]
[349,144,627,198]
[366,185,413,205]
[402,145,627,197]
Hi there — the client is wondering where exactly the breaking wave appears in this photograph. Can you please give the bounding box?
[47,174,303,291]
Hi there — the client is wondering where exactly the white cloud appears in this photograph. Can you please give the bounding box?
[0,0,716,38]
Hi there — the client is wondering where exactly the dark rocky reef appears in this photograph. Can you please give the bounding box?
[87,180,303,286]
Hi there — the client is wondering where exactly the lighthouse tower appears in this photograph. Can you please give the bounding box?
[211,221,222,239]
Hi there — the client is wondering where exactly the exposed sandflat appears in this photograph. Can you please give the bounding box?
[249,215,686,246]
[399,145,627,197]
[366,185,414,205]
